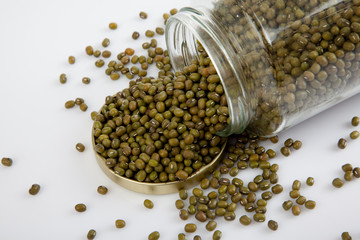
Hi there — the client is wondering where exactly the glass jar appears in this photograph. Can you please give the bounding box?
[165,0,360,136]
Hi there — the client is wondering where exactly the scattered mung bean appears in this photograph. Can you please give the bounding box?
[332,178,345,188]
[341,232,352,240]
[109,22,117,30]
[139,11,148,19]
[132,31,140,40]
[304,200,316,210]
[115,219,126,228]
[178,233,186,240]
[87,229,96,240]
[1,157,12,167]
[212,230,222,240]
[75,203,86,212]
[351,116,359,126]
[353,167,360,178]
[175,199,185,209]
[344,171,354,181]
[296,196,306,205]
[68,56,75,64]
[148,231,160,240]
[97,185,108,195]
[102,38,110,47]
[271,184,283,194]
[28,184,40,195]
[282,200,293,211]
[102,50,111,58]
[93,50,101,58]
[280,147,290,157]
[59,73,67,84]
[144,199,154,209]
[306,177,315,186]
[75,143,85,152]
[82,77,91,84]
[350,130,359,139]
[239,215,251,225]
[206,220,217,231]
[184,223,197,233]
[338,138,347,149]
[170,8,178,15]
[292,205,301,216]
[292,140,302,150]
[145,30,155,38]
[85,46,94,56]
[267,220,278,231]
[292,180,301,190]
[80,103,88,112]
[155,27,164,35]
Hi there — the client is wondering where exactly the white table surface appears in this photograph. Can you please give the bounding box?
[0,0,360,239]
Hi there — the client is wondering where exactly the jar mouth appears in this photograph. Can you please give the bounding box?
[165,7,249,137]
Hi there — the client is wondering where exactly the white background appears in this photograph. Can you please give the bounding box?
[0,0,360,239]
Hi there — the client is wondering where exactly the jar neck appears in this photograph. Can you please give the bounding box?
[165,7,253,137]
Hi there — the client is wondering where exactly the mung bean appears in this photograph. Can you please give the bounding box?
[178,233,186,240]
[139,11,148,19]
[28,184,40,195]
[268,220,278,231]
[75,203,86,212]
[239,215,251,225]
[109,22,117,30]
[344,171,354,181]
[292,205,301,216]
[115,219,126,228]
[65,100,75,109]
[353,167,360,178]
[132,31,140,40]
[59,73,67,84]
[206,220,217,231]
[179,209,189,220]
[82,77,91,84]
[102,38,110,47]
[1,157,13,167]
[332,178,345,188]
[184,223,197,233]
[304,200,316,210]
[97,185,108,195]
[175,199,185,209]
[351,116,359,126]
[306,177,315,186]
[292,140,302,150]
[75,143,85,152]
[341,232,352,240]
[85,46,93,56]
[212,230,222,240]
[68,56,75,64]
[144,199,154,209]
[350,130,359,139]
[296,196,306,205]
[87,229,96,240]
[280,147,290,156]
[338,138,347,149]
[282,200,293,211]
[80,103,88,112]
[148,231,160,240]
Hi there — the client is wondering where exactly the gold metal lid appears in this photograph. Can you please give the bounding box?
[93,131,226,194]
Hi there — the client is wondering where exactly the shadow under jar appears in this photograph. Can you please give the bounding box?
[166,0,360,136]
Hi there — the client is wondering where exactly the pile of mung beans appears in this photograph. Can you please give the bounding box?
[91,45,229,183]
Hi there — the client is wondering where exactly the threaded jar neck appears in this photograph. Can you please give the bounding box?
[165,7,252,137]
